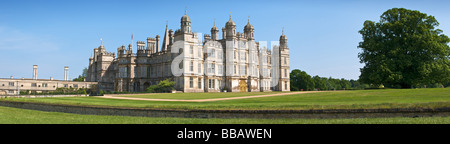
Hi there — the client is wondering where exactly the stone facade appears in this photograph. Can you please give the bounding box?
[87,13,290,93]
[0,78,96,95]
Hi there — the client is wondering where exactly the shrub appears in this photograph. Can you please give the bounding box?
[146,79,175,93]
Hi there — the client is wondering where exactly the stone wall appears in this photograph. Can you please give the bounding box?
[0,101,448,119]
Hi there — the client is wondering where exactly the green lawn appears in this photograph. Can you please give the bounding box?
[1,88,449,110]
[117,91,286,100]
[0,106,448,124]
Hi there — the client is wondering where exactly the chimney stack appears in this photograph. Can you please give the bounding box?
[155,35,160,53]
[64,66,69,81]
[33,65,38,80]
[10,76,13,79]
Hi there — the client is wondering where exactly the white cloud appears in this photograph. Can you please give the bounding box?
[0,26,59,51]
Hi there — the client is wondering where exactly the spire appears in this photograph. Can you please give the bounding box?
[211,18,218,30]
[185,6,187,15]
[248,16,250,23]
[99,38,105,49]
[162,23,169,52]
[282,27,284,35]
[211,18,219,40]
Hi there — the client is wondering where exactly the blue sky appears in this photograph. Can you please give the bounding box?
[0,0,449,80]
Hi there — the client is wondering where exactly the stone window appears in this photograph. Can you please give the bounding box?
[284,69,287,77]
[73,84,78,88]
[239,65,246,75]
[208,79,215,89]
[208,63,215,74]
[120,67,127,78]
[42,83,48,88]
[134,67,137,78]
[240,52,246,61]
[8,82,14,86]
[208,79,211,89]
[189,77,193,88]
[198,78,202,89]
[218,51,222,59]
[190,61,194,72]
[31,83,37,87]
[218,65,223,75]
[285,81,288,90]
[64,84,68,88]
[140,66,147,78]
[198,63,201,74]
[8,90,14,94]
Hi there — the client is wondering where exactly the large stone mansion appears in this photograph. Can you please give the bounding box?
[87,12,290,93]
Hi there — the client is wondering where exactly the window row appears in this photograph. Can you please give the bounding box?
[0,83,81,88]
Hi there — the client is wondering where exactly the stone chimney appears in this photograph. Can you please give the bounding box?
[155,35,160,53]
[33,65,38,80]
[64,66,69,81]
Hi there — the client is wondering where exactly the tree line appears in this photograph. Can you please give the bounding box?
[290,69,449,91]
[290,69,369,91]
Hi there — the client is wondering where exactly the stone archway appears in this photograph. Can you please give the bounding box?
[239,79,248,92]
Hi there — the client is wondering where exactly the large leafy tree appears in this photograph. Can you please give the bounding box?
[358,8,450,88]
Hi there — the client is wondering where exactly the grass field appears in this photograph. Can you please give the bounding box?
[118,91,286,100]
[1,88,449,110]
[0,106,448,124]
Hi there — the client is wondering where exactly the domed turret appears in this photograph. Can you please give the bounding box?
[211,25,219,31]
[244,17,254,30]
[180,10,191,33]
[280,28,287,40]
[225,14,236,40]
[226,18,236,27]
[181,14,190,22]
[211,19,219,40]
[280,27,288,49]
[244,23,254,30]
[244,17,254,40]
